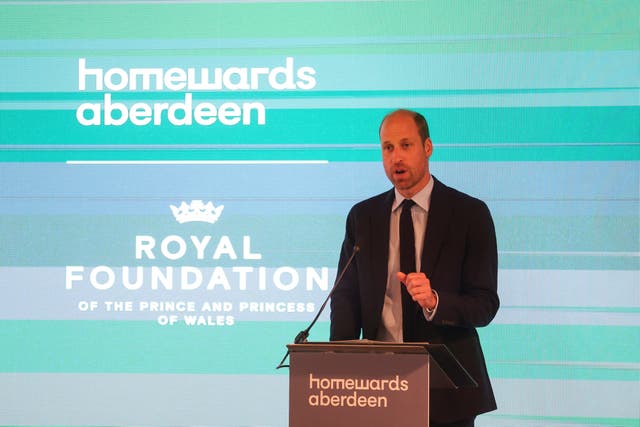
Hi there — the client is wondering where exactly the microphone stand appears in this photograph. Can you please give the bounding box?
[276,245,359,369]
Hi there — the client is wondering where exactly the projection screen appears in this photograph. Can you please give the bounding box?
[1,1,638,426]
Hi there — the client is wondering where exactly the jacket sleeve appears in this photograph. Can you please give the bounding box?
[431,199,499,328]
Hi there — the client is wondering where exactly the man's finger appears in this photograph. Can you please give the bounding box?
[396,271,407,283]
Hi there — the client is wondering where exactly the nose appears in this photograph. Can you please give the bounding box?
[390,149,403,164]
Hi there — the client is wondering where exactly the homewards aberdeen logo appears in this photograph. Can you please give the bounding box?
[170,200,224,224]
[75,57,317,127]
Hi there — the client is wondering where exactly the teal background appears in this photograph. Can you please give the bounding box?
[0,1,638,426]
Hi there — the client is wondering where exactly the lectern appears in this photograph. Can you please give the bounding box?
[287,341,476,427]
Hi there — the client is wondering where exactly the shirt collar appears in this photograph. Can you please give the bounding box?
[392,175,434,212]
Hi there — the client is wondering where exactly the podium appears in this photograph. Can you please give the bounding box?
[287,341,476,427]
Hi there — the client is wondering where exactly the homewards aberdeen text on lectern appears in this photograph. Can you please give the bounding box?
[287,341,477,427]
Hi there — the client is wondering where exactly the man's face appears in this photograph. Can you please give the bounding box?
[379,112,432,198]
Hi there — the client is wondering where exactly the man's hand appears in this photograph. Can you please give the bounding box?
[397,271,437,310]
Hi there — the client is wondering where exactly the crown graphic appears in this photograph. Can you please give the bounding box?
[170,200,224,224]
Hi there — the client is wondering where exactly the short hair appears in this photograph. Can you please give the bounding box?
[379,109,430,142]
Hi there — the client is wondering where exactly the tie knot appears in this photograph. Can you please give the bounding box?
[401,199,415,210]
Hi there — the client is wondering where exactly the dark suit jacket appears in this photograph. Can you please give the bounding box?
[330,176,499,423]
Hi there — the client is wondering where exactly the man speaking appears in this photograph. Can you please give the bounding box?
[330,109,499,427]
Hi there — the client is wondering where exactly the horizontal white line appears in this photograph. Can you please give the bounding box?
[438,142,640,147]
[0,1,345,4]
[499,250,640,257]
[9,144,362,149]
[6,142,639,150]
[494,360,640,371]
[66,160,329,165]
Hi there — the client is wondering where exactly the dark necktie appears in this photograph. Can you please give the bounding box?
[399,199,416,340]
[400,199,416,274]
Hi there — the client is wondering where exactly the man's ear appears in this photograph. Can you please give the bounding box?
[424,137,433,158]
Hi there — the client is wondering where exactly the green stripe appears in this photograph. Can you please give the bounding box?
[488,415,640,427]
[2,33,637,57]
[1,107,636,144]
[0,214,344,267]
[0,215,637,269]
[1,87,636,101]
[502,306,640,313]
[489,362,638,381]
[0,214,344,268]
[2,419,639,427]
[498,253,639,270]
[2,0,636,37]
[1,1,636,49]
[3,145,638,162]
[496,216,640,270]
[3,107,637,145]
[2,321,638,380]
[1,107,638,162]
[0,319,310,375]
[479,324,639,366]
[1,87,635,101]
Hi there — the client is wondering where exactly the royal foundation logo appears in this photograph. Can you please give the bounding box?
[65,197,330,326]
[170,200,224,224]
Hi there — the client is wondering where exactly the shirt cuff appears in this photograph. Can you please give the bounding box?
[422,289,439,321]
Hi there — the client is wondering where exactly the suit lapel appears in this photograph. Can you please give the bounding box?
[371,190,394,291]
[370,190,395,332]
[422,177,452,279]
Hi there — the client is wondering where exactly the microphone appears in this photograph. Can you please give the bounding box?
[276,244,360,369]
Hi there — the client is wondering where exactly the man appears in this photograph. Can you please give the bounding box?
[330,109,499,427]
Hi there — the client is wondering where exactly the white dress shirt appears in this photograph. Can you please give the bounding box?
[376,177,437,342]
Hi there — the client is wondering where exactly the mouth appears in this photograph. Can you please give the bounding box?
[394,167,408,177]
